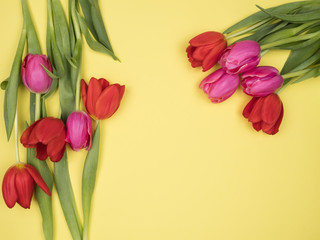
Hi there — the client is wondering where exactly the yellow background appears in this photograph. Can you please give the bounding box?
[1,0,320,239]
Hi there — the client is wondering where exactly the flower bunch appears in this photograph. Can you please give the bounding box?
[1,0,125,239]
[187,0,320,135]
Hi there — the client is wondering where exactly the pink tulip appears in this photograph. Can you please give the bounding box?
[66,111,92,151]
[22,54,53,94]
[219,40,261,74]
[199,68,240,103]
[241,66,283,97]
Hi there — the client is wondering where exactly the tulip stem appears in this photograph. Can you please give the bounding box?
[35,93,41,121]
[14,110,21,164]
[226,19,270,40]
[260,32,320,50]
[281,69,310,79]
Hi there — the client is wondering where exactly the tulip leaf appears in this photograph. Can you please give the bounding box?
[293,68,320,84]
[257,5,320,23]
[41,64,60,79]
[82,122,100,239]
[27,147,54,240]
[281,39,320,74]
[4,26,26,140]
[224,1,305,34]
[290,51,320,72]
[1,78,9,90]
[78,0,99,40]
[54,153,83,240]
[90,1,114,52]
[77,13,119,61]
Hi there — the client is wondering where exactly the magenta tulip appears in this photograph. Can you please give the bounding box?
[66,111,92,151]
[241,66,284,97]
[219,40,261,74]
[199,68,240,103]
[22,54,53,94]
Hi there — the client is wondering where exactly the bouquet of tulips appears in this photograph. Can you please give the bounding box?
[1,0,124,239]
[187,0,320,135]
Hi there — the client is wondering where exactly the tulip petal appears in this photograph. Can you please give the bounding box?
[202,41,227,72]
[25,164,51,196]
[95,85,121,119]
[264,106,284,135]
[36,143,48,161]
[20,119,41,147]
[50,145,66,162]
[252,122,262,131]
[35,117,65,144]
[248,97,264,123]
[261,94,282,124]
[47,134,66,160]
[81,79,88,112]
[243,97,258,119]
[2,167,18,208]
[87,77,103,116]
[85,112,93,150]
[15,168,34,209]
[193,45,215,61]
[189,31,225,47]
[98,78,110,90]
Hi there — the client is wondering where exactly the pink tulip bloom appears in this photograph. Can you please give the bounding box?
[241,66,284,97]
[219,40,261,74]
[22,54,53,94]
[66,111,92,151]
[199,68,240,103]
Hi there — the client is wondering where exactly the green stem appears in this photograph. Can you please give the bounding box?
[226,19,270,40]
[14,110,21,164]
[281,69,310,79]
[261,32,320,50]
[35,93,41,121]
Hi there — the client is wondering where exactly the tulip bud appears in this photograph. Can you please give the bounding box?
[2,163,51,209]
[22,54,53,94]
[186,31,227,72]
[241,66,284,97]
[199,68,240,103]
[243,93,284,135]
[66,111,92,151]
[219,40,261,74]
[81,77,125,120]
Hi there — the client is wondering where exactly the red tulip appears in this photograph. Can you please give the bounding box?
[2,163,51,209]
[186,31,227,72]
[243,93,284,135]
[20,117,66,162]
[81,77,125,120]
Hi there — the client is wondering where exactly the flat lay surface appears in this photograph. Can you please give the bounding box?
[1,0,320,239]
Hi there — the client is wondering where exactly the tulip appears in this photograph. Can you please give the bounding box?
[186,31,227,72]
[241,66,283,97]
[199,68,240,103]
[20,117,66,162]
[66,111,92,151]
[81,77,125,120]
[22,54,53,94]
[2,163,51,209]
[219,40,261,74]
[243,93,284,135]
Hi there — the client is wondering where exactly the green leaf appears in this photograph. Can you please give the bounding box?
[281,39,320,74]
[224,1,306,34]
[41,64,60,79]
[1,78,9,90]
[90,1,114,52]
[78,13,119,61]
[21,0,42,54]
[82,123,100,239]
[290,51,320,72]
[4,26,26,140]
[293,68,320,84]
[54,153,83,240]
[78,0,99,40]
[257,5,320,23]
[27,148,54,240]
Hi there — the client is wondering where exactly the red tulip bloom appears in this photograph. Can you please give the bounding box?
[243,93,284,135]
[186,31,227,72]
[20,117,66,162]
[2,163,51,209]
[81,77,125,120]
